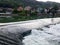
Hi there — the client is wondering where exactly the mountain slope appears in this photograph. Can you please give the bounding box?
[0,0,60,8]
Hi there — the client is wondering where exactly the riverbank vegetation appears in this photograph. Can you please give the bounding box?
[0,0,59,23]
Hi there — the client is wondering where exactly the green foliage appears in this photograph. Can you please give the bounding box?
[53,5,59,10]
[18,10,26,16]
[0,0,60,23]
[0,0,60,8]
[12,8,19,14]
[31,11,38,16]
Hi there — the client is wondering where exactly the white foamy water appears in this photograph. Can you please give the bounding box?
[23,24,60,45]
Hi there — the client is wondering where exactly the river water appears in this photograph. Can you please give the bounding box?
[23,24,60,45]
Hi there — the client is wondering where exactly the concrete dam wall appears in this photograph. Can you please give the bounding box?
[0,18,60,29]
[0,18,60,45]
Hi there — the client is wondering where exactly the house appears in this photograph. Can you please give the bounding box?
[17,6,23,11]
[0,7,14,14]
[24,6,32,11]
[6,8,14,14]
[36,7,44,13]
[31,8,36,13]
[0,7,3,13]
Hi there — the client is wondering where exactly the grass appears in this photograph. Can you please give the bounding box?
[0,14,59,23]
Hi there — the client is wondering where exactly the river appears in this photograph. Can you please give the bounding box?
[23,23,60,45]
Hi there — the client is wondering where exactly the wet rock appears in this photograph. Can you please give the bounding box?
[0,26,31,45]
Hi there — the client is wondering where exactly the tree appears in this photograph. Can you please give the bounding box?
[12,8,19,14]
[51,5,59,18]
[50,5,59,24]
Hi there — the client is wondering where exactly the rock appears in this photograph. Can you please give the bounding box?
[0,25,31,45]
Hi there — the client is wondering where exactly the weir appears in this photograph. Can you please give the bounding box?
[0,18,60,29]
[0,17,60,45]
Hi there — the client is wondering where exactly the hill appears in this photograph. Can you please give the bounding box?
[0,0,60,8]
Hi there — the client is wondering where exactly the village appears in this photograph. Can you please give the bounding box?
[0,5,60,23]
[0,5,60,17]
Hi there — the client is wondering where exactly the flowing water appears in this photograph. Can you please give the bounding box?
[23,24,60,45]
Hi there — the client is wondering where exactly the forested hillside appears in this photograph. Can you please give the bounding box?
[0,0,60,8]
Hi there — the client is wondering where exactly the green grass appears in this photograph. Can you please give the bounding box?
[0,14,59,23]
